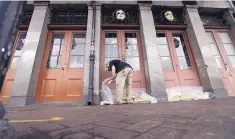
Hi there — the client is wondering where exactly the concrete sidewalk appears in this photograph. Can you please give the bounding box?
[6,98,235,139]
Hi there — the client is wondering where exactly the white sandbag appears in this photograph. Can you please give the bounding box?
[100,81,114,105]
[139,92,157,103]
[192,91,209,100]
[167,91,182,102]
[100,100,114,105]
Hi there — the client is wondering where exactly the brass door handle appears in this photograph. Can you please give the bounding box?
[61,65,67,70]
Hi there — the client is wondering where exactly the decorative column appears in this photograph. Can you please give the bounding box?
[138,3,168,102]
[8,2,50,106]
[83,5,93,105]
[185,5,228,98]
[93,5,102,105]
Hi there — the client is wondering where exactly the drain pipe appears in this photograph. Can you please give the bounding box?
[87,1,96,105]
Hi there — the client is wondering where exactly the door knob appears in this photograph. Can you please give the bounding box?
[61,65,67,70]
[122,56,125,59]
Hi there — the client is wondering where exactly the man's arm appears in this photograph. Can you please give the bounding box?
[110,65,116,80]
[104,65,116,84]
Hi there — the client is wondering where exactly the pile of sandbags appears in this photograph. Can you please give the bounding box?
[100,81,157,105]
[167,91,215,102]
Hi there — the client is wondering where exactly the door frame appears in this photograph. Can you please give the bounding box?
[205,28,235,95]
[205,28,235,69]
[100,29,146,89]
[1,31,27,103]
[156,29,201,87]
[35,30,86,102]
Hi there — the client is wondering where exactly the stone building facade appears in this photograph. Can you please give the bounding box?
[1,0,235,106]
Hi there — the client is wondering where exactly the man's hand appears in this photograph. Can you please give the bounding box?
[104,78,112,84]
[107,80,113,85]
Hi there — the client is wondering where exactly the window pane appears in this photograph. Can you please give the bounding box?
[125,33,137,44]
[11,57,20,69]
[173,34,189,57]
[47,34,64,68]
[71,45,84,55]
[73,34,86,44]
[173,33,192,69]
[158,45,170,56]
[228,56,235,68]
[48,56,61,68]
[70,56,84,68]
[222,44,235,55]
[206,32,216,43]
[126,44,139,57]
[214,56,224,69]
[126,38,137,44]
[71,34,85,55]
[105,33,117,44]
[126,57,140,71]
[156,33,167,44]
[178,56,192,69]
[209,44,220,56]
[105,45,118,58]
[14,33,26,57]
[218,32,232,43]
[161,57,173,70]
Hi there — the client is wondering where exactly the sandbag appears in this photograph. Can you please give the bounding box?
[139,92,157,103]
[100,81,114,105]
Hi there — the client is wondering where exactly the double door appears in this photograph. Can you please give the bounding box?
[101,30,146,94]
[206,29,235,96]
[156,30,201,89]
[36,31,85,102]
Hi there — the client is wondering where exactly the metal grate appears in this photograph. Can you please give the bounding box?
[199,12,227,27]
[102,8,139,25]
[152,7,185,25]
[20,13,32,25]
[50,11,88,25]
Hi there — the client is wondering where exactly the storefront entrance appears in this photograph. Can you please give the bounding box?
[156,30,201,91]
[206,29,235,96]
[1,31,26,104]
[100,30,146,95]
[36,31,85,102]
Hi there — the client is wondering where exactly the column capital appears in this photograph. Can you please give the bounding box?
[96,5,102,10]
[138,3,152,10]
[87,4,102,10]
[33,1,49,7]
[226,8,235,14]
[88,5,93,10]
[185,5,199,12]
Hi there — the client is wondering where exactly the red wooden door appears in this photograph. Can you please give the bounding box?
[206,29,235,96]
[101,30,146,96]
[156,30,201,90]
[36,31,85,102]
[0,31,27,104]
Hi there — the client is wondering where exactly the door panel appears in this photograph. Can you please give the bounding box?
[61,32,85,101]
[1,32,26,103]
[156,30,201,90]
[206,30,235,96]
[101,30,146,95]
[36,31,85,102]
[36,32,66,102]
[123,32,145,89]
[171,32,200,86]
[102,32,119,89]
[156,32,180,88]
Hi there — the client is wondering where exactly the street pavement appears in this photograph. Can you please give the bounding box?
[6,98,235,139]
